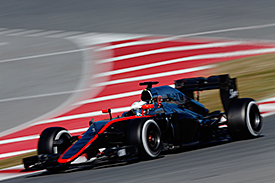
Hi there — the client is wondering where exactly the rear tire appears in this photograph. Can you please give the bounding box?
[126,119,162,159]
[227,98,263,140]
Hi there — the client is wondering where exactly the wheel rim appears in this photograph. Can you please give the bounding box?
[147,126,161,152]
[249,105,261,130]
[142,120,161,157]
[53,130,71,154]
[246,101,262,136]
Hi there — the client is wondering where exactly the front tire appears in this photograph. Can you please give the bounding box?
[38,127,72,155]
[37,127,72,172]
[227,98,263,140]
[127,119,162,159]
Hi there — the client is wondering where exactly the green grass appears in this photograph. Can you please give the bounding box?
[0,151,37,170]
[2,53,275,170]
[200,53,275,111]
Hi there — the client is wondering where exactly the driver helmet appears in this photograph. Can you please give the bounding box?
[131,101,146,116]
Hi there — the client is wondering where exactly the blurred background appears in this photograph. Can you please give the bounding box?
[1,0,275,182]
[0,0,275,132]
[0,0,275,37]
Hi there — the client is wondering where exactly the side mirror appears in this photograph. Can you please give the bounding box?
[142,104,154,110]
[102,108,112,120]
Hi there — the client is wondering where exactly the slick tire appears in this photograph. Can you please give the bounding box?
[127,119,162,160]
[227,98,263,140]
[38,127,71,155]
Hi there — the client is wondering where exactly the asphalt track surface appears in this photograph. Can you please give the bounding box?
[0,35,83,134]
[1,0,275,182]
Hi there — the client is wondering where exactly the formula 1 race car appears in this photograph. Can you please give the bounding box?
[23,74,263,172]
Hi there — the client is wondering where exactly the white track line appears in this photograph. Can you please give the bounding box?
[94,48,275,78]
[94,65,213,87]
[178,23,275,38]
[258,96,275,103]
[69,33,149,47]
[0,48,88,64]
[45,31,85,38]
[97,41,244,64]
[96,22,275,51]
[0,128,89,146]
[0,88,93,103]
[25,30,65,37]
[75,90,142,105]
[96,36,185,51]
[0,29,25,35]
[33,106,131,126]
[6,30,43,36]
[0,42,8,46]
[0,135,39,145]
[0,149,36,159]
[69,128,89,134]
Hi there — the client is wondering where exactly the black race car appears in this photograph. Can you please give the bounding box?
[23,74,263,172]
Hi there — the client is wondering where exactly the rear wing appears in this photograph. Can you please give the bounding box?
[174,74,238,112]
